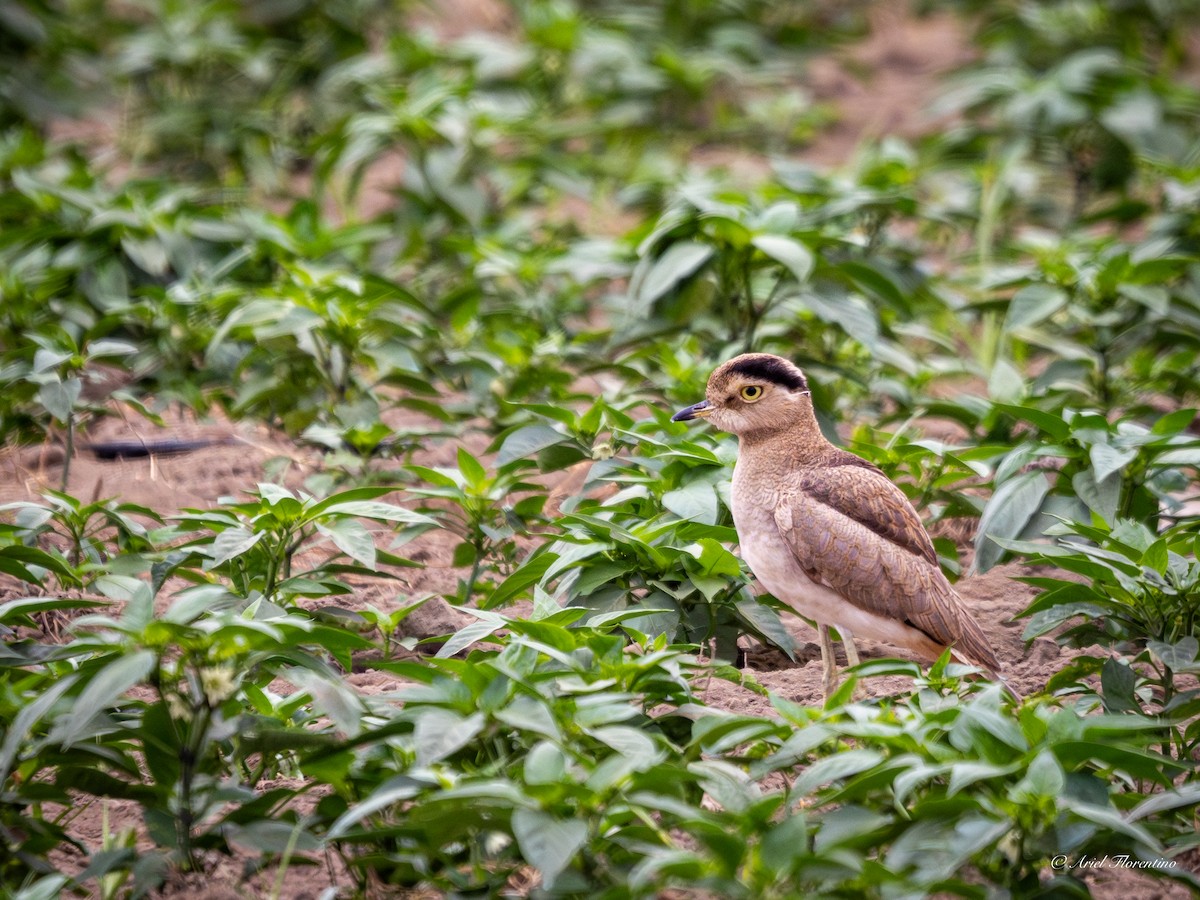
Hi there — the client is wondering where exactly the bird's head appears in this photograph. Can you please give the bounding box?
[672,353,813,438]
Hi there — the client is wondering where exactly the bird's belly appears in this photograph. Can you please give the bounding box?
[735,514,941,654]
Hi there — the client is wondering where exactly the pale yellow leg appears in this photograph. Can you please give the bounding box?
[818,624,864,702]
[842,626,861,668]
[818,624,838,700]
[840,626,866,700]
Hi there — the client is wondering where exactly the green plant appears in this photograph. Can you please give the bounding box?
[1008,517,1200,757]
[406,448,548,603]
[168,484,436,604]
[206,266,436,433]
[0,490,163,588]
[973,405,1199,571]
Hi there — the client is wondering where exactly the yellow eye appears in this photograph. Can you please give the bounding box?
[740,385,763,402]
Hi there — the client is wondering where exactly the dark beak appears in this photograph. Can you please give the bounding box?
[672,399,713,422]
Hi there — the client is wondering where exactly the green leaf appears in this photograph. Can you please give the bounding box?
[636,242,714,305]
[497,425,566,466]
[0,674,76,778]
[435,615,504,658]
[512,808,587,891]
[751,234,814,284]
[457,447,488,488]
[0,595,104,626]
[1009,750,1065,802]
[316,518,376,569]
[52,650,155,747]
[208,527,265,567]
[86,339,138,359]
[1141,539,1169,575]
[414,710,486,766]
[1101,657,1141,714]
[524,741,568,785]
[1072,469,1120,524]
[793,749,883,795]
[1004,284,1068,332]
[663,481,719,524]
[1147,637,1199,673]
[314,500,437,527]
[327,776,426,838]
[588,725,660,766]
[993,404,1071,440]
[1089,443,1137,482]
[484,555,555,610]
[37,379,82,421]
[974,471,1050,572]
[224,820,321,854]
[290,668,364,736]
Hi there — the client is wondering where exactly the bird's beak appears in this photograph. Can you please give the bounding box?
[672,399,713,422]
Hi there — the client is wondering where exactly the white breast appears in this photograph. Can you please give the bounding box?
[731,466,941,654]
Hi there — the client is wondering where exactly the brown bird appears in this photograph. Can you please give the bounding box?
[672,353,1003,697]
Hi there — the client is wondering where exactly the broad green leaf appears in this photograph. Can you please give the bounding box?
[497,424,566,466]
[1141,539,1169,575]
[588,725,660,767]
[257,483,298,506]
[947,761,1021,796]
[759,814,809,870]
[1129,783,1200,821]
[0,596,104,625]
[316,518,376,569]
[993,404,1072,440]
[524,741,567,785]
[494,696,562,741]
[636,242,714,305]
[735,597,797,660]
[974,471,1050,572]
[1064,801,1161,850]
[290,668,364,736]
[1009,750,1065,803]
[315,500,437,526]
[457,447,488,487]
[208,527,265,567]
[513,808,588,891]
[414,710,486,766]
[0,674,76,778]
[86,339,138,358]
[988,358,1024,403]
[752,234,814,283]
[37,379,82,421]
[663,481,719,524]
[1101,657,1141,714]
[793,749,883,795]
[435,615,504,658]
[839,260,906,309]
[327,776,426,838]
[52,650,155,747]
[1089,443,1137,482]
[1072,469,1120,524]
[1004,284,1068,332]
[1147,637,1199,673]
[225,820,322,853]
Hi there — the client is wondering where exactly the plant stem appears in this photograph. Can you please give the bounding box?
[61,411,74,493]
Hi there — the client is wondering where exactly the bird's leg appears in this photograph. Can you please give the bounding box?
[839,626,866,701]
[818,623,838,700]
[841,627,861,668]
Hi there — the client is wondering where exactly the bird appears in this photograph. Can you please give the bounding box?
[671,352,1003,698]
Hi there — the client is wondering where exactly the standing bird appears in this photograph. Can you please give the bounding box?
[672,353,1002,697]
